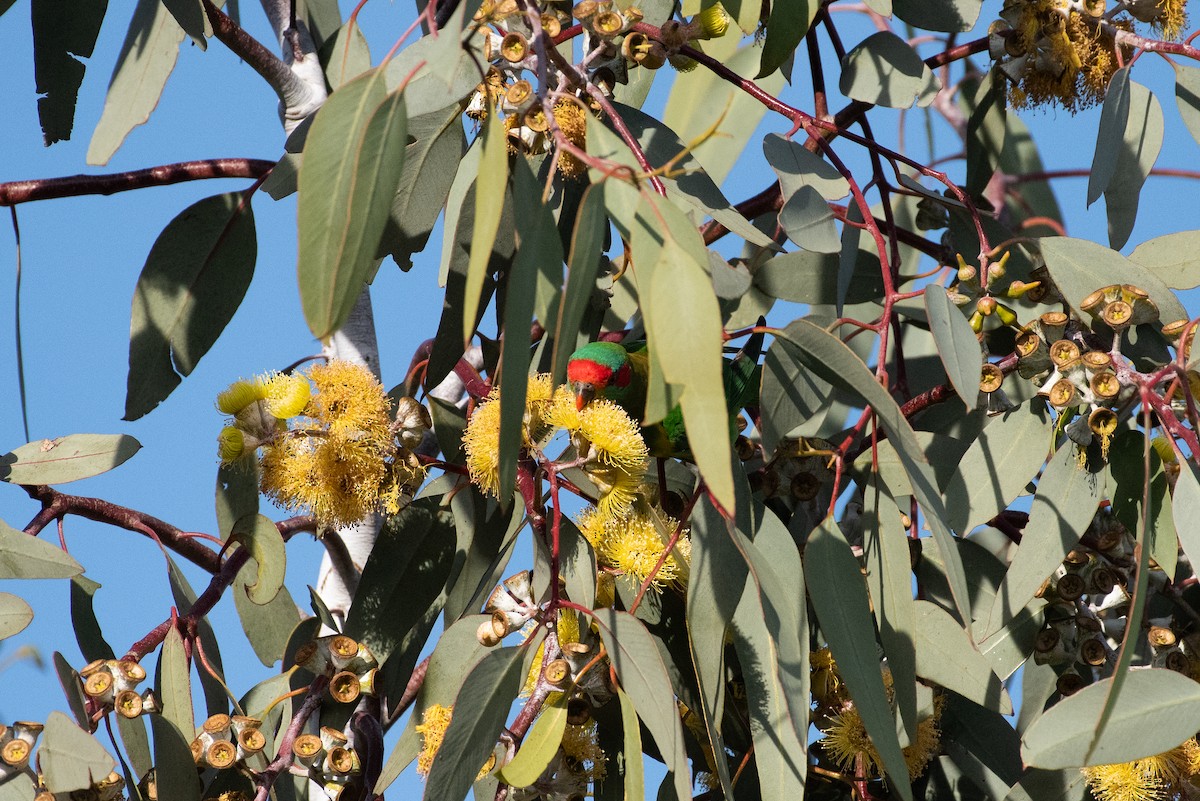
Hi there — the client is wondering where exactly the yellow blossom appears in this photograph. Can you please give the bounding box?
[464,375,562,498]
[216,378,266,416]
[820,699,942,780]
[217,426,247,464]
[416,704,454,776]
[263,372,311,418]
[308,361,392,442]
[576,506,688,588]
[561,721,606,780]
[553,100,588,179]
[1084,738,1200,801]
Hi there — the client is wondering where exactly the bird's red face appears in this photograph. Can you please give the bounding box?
[567,359,631,410]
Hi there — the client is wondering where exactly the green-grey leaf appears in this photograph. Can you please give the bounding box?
[425,643,538,801]
[125,192,256,419]
[298,69,408,340]
[0,593,32,640]
[161,0,207,46]
[758,0,816,78]
[839,32,941,109]
[159,626,194,737]
[759,337,834,455]
[1104,79,1162,250]
[228,514,286,605]
[593,608,691,801]
[942,402,1051,534]
[805,516,911,799]
[1022,669,1200,768]
[1088,67,1130,207]
[1129,230,1200,291]
[70,576,115,662]
[1038,237,1187,325]
[893,0,981,31]
[1172,464,1200,573]
[617,688,645,801]
[0,519,83,579]
[496,696,568,787]
[924,284,982,411]
[87,0,184,165]
[148,714,202,801]
[1174,63,1200,149]
[235,569,301,667]
[552,183,606,385]
[53,653,91,728]
[40,711,117,792]
[462,102,508,345]
[914,600,1012,714]
[780,185,841,253]
[983,442,1103,639]
[321,20,371,89]
[762,133,850,201]
[31,0,109,144]
[1,433,141,485]
[753,250,885,305]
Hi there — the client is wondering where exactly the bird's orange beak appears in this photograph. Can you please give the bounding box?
[573,381,595,411]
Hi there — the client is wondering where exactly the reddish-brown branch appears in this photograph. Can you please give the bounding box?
[1008,167,1200,184]
[0,159,276,206]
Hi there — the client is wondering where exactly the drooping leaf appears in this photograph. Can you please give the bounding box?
[297,68,408,340]
[1103,79,1163,250]
[53,653,90,728]
[805,516,912,799]
[552,183,606,385]
[495,695,568,787]
[425,642,540,801]
[758,0,817,78]
[1174,63,1200,149]
[31,0,109,145]
[87,0,184,165]
[914,601,1012,714]
[893,0,981,31]
[233,567,300,667]
[1129,230,1200,291]
[0,593,32,640]
[617,689,645,801]
[759,337,834,456]
[592,608,691,801]
[228,514,286,605]
[125,192,256,419]
[148,714,203,801]
[1172,464,1200,573]
[0,519,83,579]
[159,626,194,737]
[776,319,971,626]
[1087,67,1130,207]
[983,442,1103,639]
[320,20,371,89]
[165,558,228,717]
[160,0,207,46]
[942,401,1051,534]
[40,711,117,792]
[461,101,508,345]
[1038,237,1188,325]
[1022,669,1200,768]
[752,250,885,305]
[839,32,941,109]
[1,433,141,484]
[69,576,115,662]
[924,284,982,411]
[963,71,1008,196]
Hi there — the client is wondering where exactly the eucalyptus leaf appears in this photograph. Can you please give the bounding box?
[1038,237,1187,325]
[924,284,982,411]
[40,711,117,793]
[839,32,941,109]
[31,0,109,144]
[1088,67,1130,207]
[228,514,286,605]
[1129,230,1200,291]
[0,593,32,640]
[0,519,84,579]
[1,434,140,485]
[1103,79,1163,250]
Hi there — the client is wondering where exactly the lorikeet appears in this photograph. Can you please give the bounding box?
[566,339,760,458]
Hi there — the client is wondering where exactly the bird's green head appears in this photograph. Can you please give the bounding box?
[567,341,632,410]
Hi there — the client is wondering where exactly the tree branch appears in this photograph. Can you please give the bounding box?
[0,159,275,206]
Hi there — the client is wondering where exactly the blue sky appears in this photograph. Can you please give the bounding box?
[2,0,1200,796]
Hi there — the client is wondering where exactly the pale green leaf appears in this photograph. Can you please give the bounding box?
[752,250,885,305]
[1,434,140,485]
[1088,67,1130,207]
[914,601,1012,714]
[1104,80,1162,250]
[0,519,83,579]
[1038,237,1187,325]
[0,593,32,640]
[924,284,982,412]
[53,653,90,728]
[983,443,1103,639]
[159,626,194,737]
[125,192,257,419]
[617,689,645,801]
[1172,464,1200,573]
[462,103,508,345]
[839,32,941,109]
[87,0,184,165]
[496,696,568,787]
[298,68,408,340]
[69,576,113,662]
[593,609,691,801]
[161,0,207,46]
[148,714,202,801]
[1129,230,1200,292]
[893,0,980,31]
[1022,669,1200,768]
[806,517,911,799]
[40,711,117,792]
[425,642,539,801]
[228,514,286,605]
[552,183,607,385]
[942,402,1051,534]
[234,566,299,667]
[759,337,834,456]
[321,21,371,89]
[779,185,840,253]
[1174,63,1200,149]
[762,133,850,201]
[758,0,817,78]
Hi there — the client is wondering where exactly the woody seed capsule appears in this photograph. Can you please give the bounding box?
[979,364,1004,393]
[545,659,571,686]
